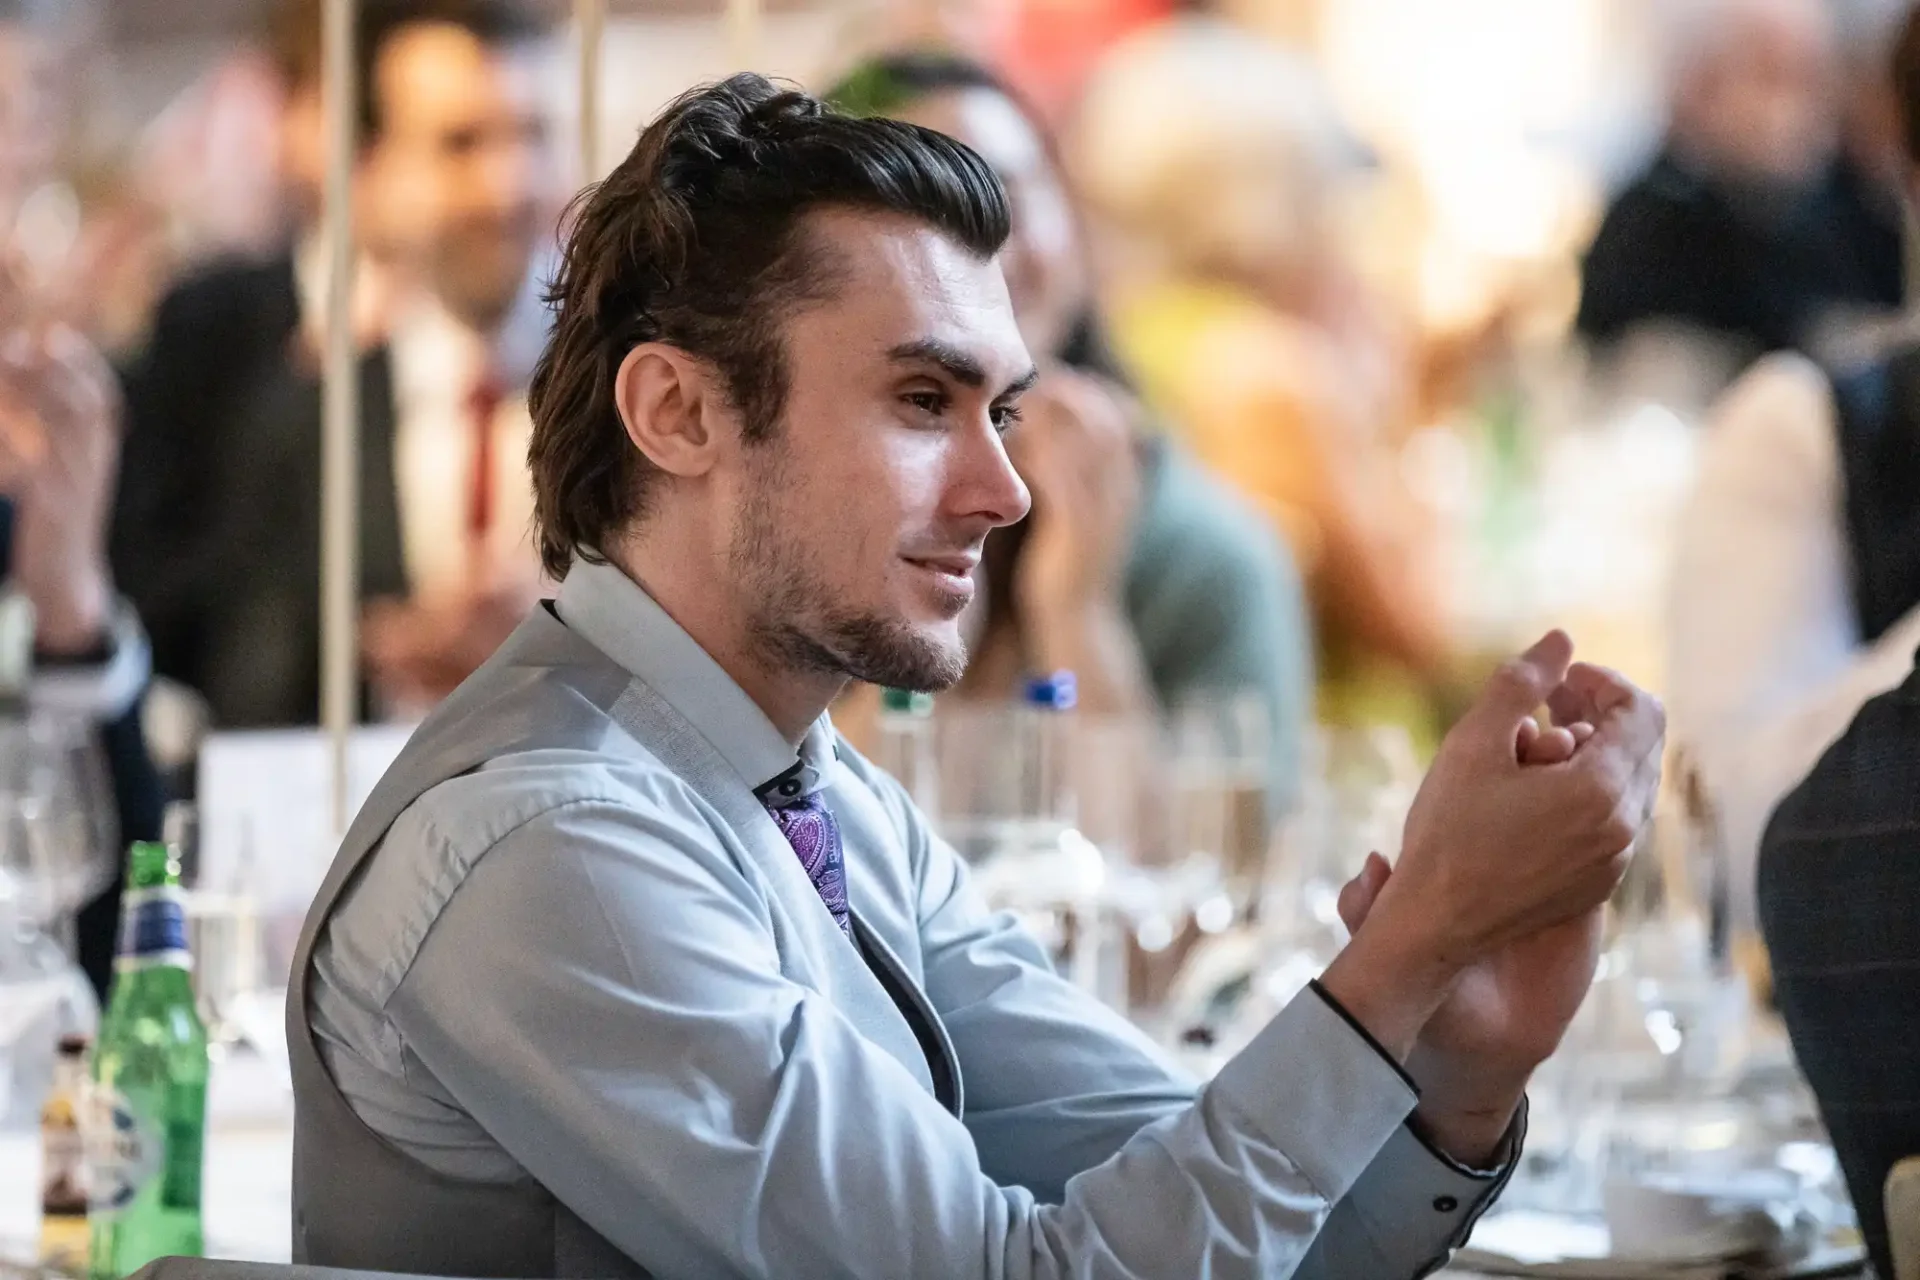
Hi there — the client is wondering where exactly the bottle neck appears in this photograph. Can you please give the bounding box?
[50,1055,86,1097]
[115,881,192,973]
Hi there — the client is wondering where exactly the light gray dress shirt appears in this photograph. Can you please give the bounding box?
[306,556,1512,1278]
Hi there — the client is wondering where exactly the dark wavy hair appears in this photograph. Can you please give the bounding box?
[527,72,1011,578]
[826,49,1134,387]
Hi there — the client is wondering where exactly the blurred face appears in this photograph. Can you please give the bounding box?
[1678,0,1839,185]
[0,26,64,205]
[894,87,1086,360]
[720,209,1034,691]
[363,24,558,329]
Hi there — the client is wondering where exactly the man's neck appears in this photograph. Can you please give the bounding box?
[606,538,842,744]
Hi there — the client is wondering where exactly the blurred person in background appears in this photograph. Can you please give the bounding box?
[1667,0,1920,934]
[1577,0,1905,374]
[112,0,563,729]
[1758,654,1920,1280]
[0,0,175,360]
[826,51,1313,804]
[1072,17,1450,749]
[0,0,162,1000]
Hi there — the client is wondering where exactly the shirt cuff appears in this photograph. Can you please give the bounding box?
[27,598,149,722]
[1308,977,1420,1093]
[1207,980,1420,1205]
[1343,1099,1527,1278]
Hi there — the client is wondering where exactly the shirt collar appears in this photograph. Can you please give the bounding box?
[555,555,837,799]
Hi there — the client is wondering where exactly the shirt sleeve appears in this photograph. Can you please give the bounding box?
[906,781,1512,1276]
[1668,353,1920,929]
[389,794,1506,1279]
[28,597,150,723]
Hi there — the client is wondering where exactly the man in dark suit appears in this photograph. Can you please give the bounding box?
[112,0,561,729]
[1578,0,1904,370]
[1759,658,1920,1280]
[1716,14,1920,1270]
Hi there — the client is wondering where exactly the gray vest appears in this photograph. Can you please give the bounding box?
[285,606,964,1277]
[286,613,651,1277]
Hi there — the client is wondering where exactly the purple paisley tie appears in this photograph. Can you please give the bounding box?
[766,793,852,938]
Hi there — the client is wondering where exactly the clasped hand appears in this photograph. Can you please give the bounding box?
[1320,631,1666,1164]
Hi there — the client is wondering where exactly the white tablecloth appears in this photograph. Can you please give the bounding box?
[0,1030,1858,1279]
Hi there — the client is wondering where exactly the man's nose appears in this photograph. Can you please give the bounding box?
[958,422,1031,530]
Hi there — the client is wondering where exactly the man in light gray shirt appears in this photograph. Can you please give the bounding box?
[289,73,1666,1279]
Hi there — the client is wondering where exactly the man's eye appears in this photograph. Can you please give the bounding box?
[991,403,1024,435]
[905,391,948,415]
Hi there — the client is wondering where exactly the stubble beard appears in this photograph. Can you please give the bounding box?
[729,456,967,695]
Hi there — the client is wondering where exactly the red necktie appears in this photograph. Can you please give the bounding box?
[466,372,505,590]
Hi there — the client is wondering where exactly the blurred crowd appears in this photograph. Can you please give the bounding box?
[7,0,1920,1268]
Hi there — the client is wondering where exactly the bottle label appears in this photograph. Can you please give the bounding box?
[115,885,192,970]
[85,1085,163,1215]
[40,1122,87,1215]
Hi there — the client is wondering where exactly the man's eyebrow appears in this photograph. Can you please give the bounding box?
[995,366,1041,403]
[888,338,1036,399]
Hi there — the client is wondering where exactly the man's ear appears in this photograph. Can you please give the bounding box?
[614,343,722,479]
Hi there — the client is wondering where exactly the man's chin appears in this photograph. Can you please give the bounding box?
[838,620,967,694]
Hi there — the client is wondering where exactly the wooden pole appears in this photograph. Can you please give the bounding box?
[319,0,360,836]
[576,0,605,183]
[726,0,762,67]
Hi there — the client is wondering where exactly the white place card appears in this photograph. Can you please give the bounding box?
[196,724,415,920]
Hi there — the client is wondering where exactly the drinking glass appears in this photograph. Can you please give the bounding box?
[1614,771,1751,1102]
[30,709,118,916]
[931,702,1106,993]
[178,803,265,1054]
[0,709,117,937]
[185,889,264,1055]
[1167,692,1273,925]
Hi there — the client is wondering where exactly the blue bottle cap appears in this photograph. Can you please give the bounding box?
[1021,670,1078,711]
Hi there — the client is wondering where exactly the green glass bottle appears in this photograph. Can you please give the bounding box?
[88,841,207,1278]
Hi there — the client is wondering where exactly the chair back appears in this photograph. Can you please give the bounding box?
[1888,1156,1920,1280]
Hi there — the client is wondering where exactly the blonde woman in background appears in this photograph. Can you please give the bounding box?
[1073,17,1450,745]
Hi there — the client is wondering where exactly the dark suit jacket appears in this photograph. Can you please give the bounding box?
[111,255,408,728]
[1758,658,1920,1280]
[1578,151,1904,363]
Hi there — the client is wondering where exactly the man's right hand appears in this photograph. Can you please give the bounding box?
[1389,631,1663,964]
[1319,631,1666,1061]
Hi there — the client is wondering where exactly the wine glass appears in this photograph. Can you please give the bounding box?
[931,701,1107,993]
[177,804,265,1056]
[1167,692,1273,926]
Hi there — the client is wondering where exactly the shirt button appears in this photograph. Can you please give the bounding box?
[1433,1195,1459,1214]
